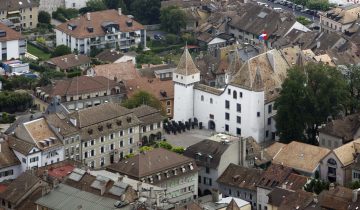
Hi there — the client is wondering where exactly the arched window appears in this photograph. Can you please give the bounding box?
[328,158,337,166]
[210,98,213,104]
[233,90,237,99]
[201,95,204,101]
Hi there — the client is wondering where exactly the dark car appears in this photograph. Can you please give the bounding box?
[154,34,163,40]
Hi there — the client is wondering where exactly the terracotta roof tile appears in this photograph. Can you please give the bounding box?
[107,148,197,183]
[0,23,23,42]
[256,164,293,190]
[217,163,263,191]
[0,141,20,169]
[92,62,140,81]
[49,54,90,70]
[333,138,360,166]
[272,141,330,173]
[126,77,174,101]
[56,10,144,39]
[7,135,36,155]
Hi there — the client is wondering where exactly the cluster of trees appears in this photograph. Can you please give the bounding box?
[304,172,329,194]
[52,8,79,22]
[52,45,72,57]
[122,91,165,115]
[275,63,360,145]
[0,91,33,113]
[0,112,16,124]
[0,75,37,91]
[82,0,161,24]
[160,6,187,34]
[135,51,162,65]
[292,0,331,11]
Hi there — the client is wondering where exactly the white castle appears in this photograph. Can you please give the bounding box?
[172,46,303,143]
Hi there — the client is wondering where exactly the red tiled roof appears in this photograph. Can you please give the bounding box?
[126,77,174,101]
[56,10,144,39]
[0,23,23,42]
[47,164,75,179]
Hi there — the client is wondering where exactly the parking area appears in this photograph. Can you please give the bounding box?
[164,128,214,148]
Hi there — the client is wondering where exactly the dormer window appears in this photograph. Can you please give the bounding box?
[189,163,194,170]
[88,129,93,135]
[87,27,94,33]
[157,173,161,181]
[107,123,112,129]
[173,169,177,176]
[98,125,103,131]
[127,117,132,123]
[148,176,153,183]
[67,23,77,30]
[181,166,186,173]
[116,120,122,126]
[0,30,6,37]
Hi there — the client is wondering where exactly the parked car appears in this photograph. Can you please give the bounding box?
[114,201,128,208]
[154,34,163,40]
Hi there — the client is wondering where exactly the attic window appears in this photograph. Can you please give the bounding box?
[67,23,77,30]
[88,129,93,135]
[98,125,103,131]
[126,20,133,27]
[148,176,153,183]
[127,117,132,123]
[157,173,161,181]
[107,123,112,129]
[181,166,186,173]
[165,171,170,178]
[173,169,177,176]
[0,30,6,37]
[189,163,194,170]
[116,120,122,126]
[87,27,94,33]
[257,12,268,18]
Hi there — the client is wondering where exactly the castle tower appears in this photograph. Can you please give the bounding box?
[173,47,200,122]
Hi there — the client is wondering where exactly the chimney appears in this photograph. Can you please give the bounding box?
[260,150,264,160]
[118,8,122,16]
[86,12,91,21]
[317,41,321,49]
[100,181,106,196]
[353,189,359,202]
[64,57,68,63]
[212,189,222,202]
[75,55,78,60]
[313,193,318,203]
[329,183,335,191]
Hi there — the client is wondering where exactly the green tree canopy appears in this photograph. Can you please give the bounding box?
[122,90,164,114]
[160,6,187,34]
[0,91,33,113]
[104,0,127,11]
[130,0,161,24]
[275,63,348,144]
[85,0,107,12]
[38,11,51,24]
[304,178,329,194]
[154,141,172,150]
[52,45,72,57]
[343,65,360,114]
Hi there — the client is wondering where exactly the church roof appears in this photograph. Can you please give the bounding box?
[175,48,200,76]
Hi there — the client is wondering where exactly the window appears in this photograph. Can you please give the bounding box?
[233,91,237,99]
[129,128,133,134]
[236,128,241,135]
[239,92,243,98]
[167,108,171,114]
[110,144,114,150]
[199,176,201,183]
[91,140,95,146]
[268,104,272,113]
[100,136,104,142]
[266,130,269,137]
[22,158,26,163]
[110,133,114,140]
[354,172,360,179]
[257,112,260,117]
[228,89,231,95]
[101,157,105,166]
[84,142,88,147]
[166,101,171,106]
[225,112,230,120]
[120,131,124,136]
[206,167,210,174]
[91,150,95,157]
[84,152,88,158]
[129,148,133,154]
[209,114,214,119]
[142,126,146,132]
[201,95,204,101]
[210,98,213,104]
[225,100,230,109]
[30,157,38,163]
[228,189,232,195]
[120,141,124,147]
[237,103,241,112]
[267,118,271,125]
[237,116,241,124]
[209,178,212,186]
[129,138,133,144]
[225,124,229,132]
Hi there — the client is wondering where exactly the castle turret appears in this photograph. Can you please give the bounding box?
[173,47,200,122]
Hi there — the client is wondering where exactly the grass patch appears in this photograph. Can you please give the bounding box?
[27,44,51,60]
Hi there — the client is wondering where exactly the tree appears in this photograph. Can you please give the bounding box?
[154,141,172,150]
[122,90,165,114]
[304,178,329,194]
[52,45,71,57]
[130,0,161,24]
[343,65,360,114]
[160,6,186,34]
[139,146,153,152]
[296,16,311,26]
[85,0,107,12]
[275,63,348,144]
[0,91,33,113]
[38,11,51,24]
[171,146,185,154]
[104,0,127,11]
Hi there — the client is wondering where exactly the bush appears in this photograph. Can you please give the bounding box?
[140,146,153,152]
[0,112,16,123]
[165,34,178,45]
[38,11,51,24]
[296,16,312,26]
[155,141,173,150]
[36,37,46,45]
[52,8,79,22]
[171,146,185,154]
[52,45,71,57]
[67,70,82,78]
[135,52,162,65]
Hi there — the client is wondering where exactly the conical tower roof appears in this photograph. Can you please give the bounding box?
[175,47,200,76]
[253,65,264,91]
[226,199,240,210]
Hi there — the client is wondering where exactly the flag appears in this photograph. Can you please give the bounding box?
[259,32,268,41]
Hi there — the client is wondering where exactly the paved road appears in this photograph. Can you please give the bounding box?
[254,0,320,24]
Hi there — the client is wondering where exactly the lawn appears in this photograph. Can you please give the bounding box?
[27,44,51,60]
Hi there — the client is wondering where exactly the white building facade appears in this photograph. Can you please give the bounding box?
[173,48,288,143]
[0,24,26,61]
